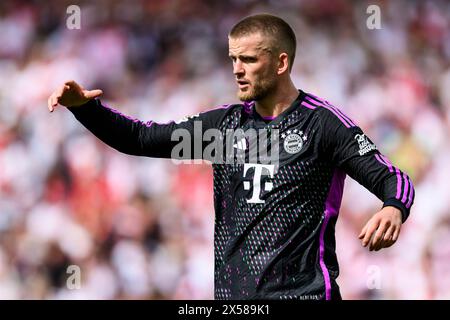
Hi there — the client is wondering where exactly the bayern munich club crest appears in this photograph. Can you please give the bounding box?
[282,129,307,154]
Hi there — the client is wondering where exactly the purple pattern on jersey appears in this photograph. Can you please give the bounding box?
[374,153,415,209]
[300,101,317,110]
[320,169,346,300]
[304,94,356,128]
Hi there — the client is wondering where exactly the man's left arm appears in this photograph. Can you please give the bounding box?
[318,107,415,251]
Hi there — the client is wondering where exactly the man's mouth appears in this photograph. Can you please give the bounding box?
[237,80,250,89]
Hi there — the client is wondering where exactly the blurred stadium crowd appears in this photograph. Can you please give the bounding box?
[0,0,449,299]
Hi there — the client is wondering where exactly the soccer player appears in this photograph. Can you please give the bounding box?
[47,14,415,300]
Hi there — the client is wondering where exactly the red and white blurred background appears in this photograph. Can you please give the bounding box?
[0,0,449,299]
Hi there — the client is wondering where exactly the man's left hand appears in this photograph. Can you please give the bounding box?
[358,206,402,251]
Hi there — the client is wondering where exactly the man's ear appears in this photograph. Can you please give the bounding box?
[277,53,289,75]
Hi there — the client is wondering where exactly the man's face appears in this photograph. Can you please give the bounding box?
[228,33,278,102]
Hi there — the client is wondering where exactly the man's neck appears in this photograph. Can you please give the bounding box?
[254,82,299,118]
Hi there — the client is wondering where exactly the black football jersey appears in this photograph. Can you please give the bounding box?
[68,89,414,300]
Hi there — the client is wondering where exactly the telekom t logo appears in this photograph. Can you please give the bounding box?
[243,164,275,204]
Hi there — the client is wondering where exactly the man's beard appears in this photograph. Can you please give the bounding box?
[237,77,277,102]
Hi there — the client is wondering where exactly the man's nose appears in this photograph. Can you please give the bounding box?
[233,61,244,76]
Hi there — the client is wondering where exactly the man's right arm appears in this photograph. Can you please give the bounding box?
[48,80,230,159]
[67,98,226,158]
